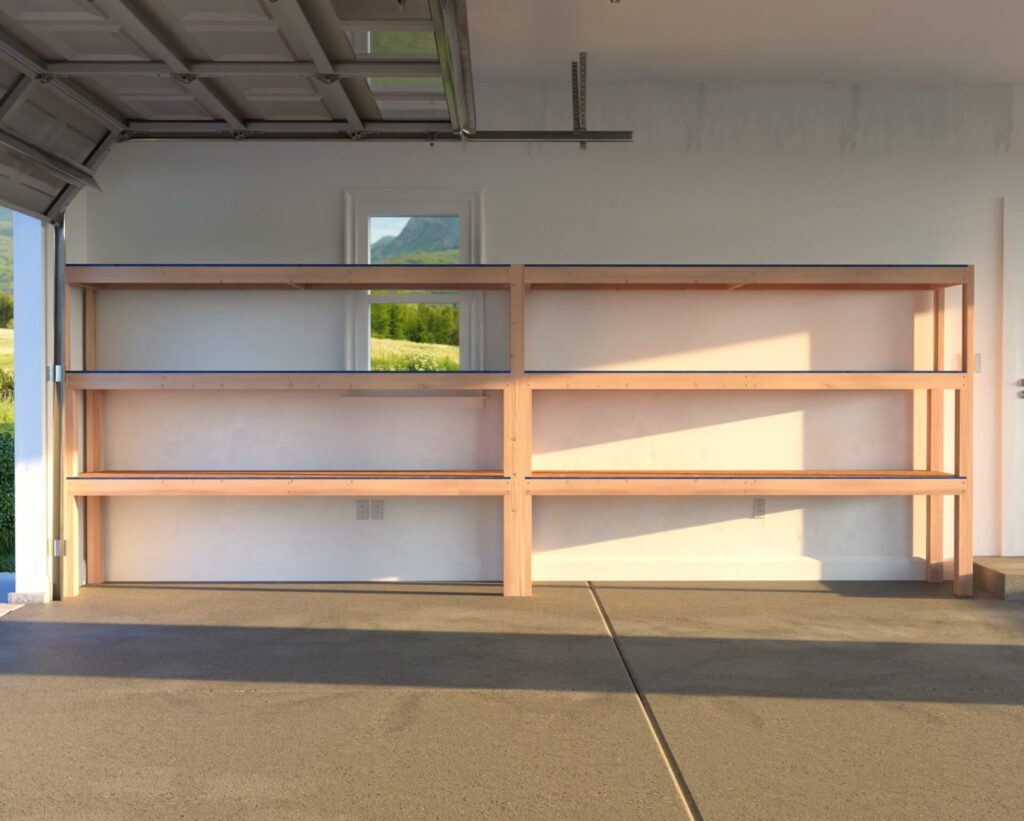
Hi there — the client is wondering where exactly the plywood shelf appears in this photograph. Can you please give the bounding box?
[525,371,967,390]
[66,264,513,290]
[526,470,966,496]
[525,264,970,290]
[66,263,970,291]
[66,370,966,392]
[68,470,510,497]
[65,370,511,391]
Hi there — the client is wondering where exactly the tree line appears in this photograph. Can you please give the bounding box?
[371,301,458,346]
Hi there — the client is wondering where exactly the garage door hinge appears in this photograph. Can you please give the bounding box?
[47,364,63,383]
[51,538,63,558]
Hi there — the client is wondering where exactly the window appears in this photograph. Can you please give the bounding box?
[370,290,460,371]
[369,215,461,264]
[345,190,484,372]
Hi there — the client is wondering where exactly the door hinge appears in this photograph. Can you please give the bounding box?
[51,538,64,557]
[47,364,63,383]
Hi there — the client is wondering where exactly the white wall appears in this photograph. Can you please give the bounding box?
[66,81,1024,582]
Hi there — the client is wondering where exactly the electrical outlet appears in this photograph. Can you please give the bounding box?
[752,498,766,519]
[356,499,370,520]
[974,352,982,373]
[370,499,384,520]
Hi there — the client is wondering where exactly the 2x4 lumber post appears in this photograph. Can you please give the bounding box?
[83,289,104,585]
[60,283,80,597]
[954,270,975,595]
[926,289,945,582]
[504,264,531,596]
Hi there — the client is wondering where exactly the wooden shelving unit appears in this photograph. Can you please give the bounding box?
[62,263,974,598]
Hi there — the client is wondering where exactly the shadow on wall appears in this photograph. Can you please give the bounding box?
[528,288,942,578]
[525,289,929,372]
[532,495,915,582]
[0,619,1021,705]
[532,390,912,467]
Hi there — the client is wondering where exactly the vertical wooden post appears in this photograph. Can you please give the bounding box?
[926,288,945,582]
[60,284,80,597]
[503,264,532,596]
[84,289,104,585]
[954,269,974,596]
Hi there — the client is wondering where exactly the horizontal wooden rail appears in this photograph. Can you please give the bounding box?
[525,265,970,290]
[68,470,510,497]
[526,371,967,390]
[65,371,511,391]
[526,470,965,496]
[66,264,513,290]
[65,371,968,392]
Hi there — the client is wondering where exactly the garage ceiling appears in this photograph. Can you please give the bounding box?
[0,0,474,220]
[472,0,1024,84]
[1,0,1023,220]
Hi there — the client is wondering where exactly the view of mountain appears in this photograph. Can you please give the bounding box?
[370,216,459,264]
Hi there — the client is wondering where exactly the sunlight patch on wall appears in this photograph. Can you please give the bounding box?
[533,409,807,471]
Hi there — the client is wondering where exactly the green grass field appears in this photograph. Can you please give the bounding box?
[371,336,459,371]
[0,328,11,371]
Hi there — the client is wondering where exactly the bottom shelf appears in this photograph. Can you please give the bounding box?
[67,470,510,496]
[67,469,967,497]
[527,470,966,496]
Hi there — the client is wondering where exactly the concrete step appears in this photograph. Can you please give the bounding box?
[973,557,1024,601]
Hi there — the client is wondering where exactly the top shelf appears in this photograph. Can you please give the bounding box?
[66,264,513,290]
[524,265,971,290]
[66,264,972,291]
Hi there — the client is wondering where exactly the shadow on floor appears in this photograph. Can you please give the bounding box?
[1,617,1023,705]
[590,581,961,598]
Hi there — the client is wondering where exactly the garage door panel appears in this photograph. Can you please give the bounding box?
[0,144,66,217]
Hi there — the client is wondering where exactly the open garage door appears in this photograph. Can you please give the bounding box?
[0,43,115,222]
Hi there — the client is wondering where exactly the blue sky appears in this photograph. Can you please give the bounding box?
[369,216,410,245]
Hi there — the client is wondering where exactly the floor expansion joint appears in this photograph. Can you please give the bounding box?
[587,581,703,821]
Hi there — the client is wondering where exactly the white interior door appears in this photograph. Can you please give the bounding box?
[1003,201,1024,555]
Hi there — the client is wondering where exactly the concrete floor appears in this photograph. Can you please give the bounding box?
[0,582,1022,820]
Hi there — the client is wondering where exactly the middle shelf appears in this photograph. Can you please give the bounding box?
[65,370,968,391]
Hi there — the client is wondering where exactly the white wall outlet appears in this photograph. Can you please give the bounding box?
[752,498,766,519]
[370,499,384,520]
[356,499,370,520]
[974,352,982,373]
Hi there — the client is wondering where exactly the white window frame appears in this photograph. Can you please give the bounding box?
[343,189,484,370]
